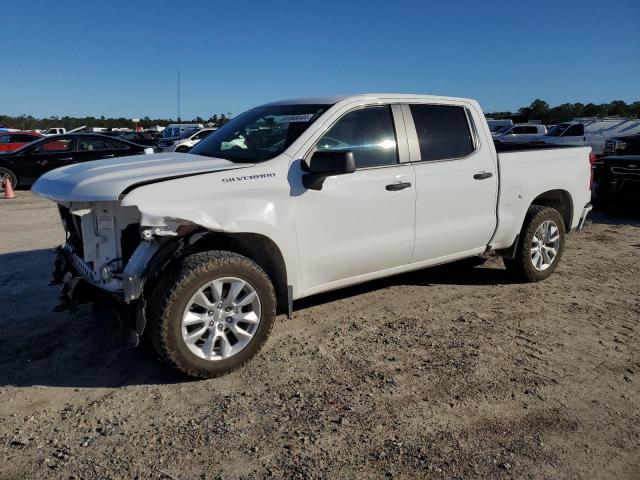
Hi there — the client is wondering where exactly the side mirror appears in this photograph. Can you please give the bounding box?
[302,150,355,190]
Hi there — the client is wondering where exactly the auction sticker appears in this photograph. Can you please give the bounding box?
[276,114,314,124]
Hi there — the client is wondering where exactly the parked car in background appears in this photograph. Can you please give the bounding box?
[161,123,204,139]
[592,154,640,210]
[0,133,153,191]
[603,133,640,157]
[32,93,592,378]
[487,119,513,136]
[0,131,43,152]
[493,124,547,143]
[539,122,586,146]
[159,128,216,152]
[118,131,162,149]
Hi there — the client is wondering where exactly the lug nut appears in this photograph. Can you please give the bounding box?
[225,317,233,323]
[225,307,231,312]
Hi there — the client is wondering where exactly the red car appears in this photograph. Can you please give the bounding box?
[0,131,43,152]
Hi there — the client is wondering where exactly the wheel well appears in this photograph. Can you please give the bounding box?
[187,231,289,315]
[531,190,573,230]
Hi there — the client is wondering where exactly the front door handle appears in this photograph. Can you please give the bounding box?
[473,172,493,180]
[59,157,73,161]
[386,182,412,191]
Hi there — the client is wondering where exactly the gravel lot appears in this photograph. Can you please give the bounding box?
[0,192,639,480]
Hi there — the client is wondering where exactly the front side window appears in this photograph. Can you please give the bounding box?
[410,104,474,161]
[546,123,571,137]
[0,135,10,144]
[316,106,398,168]
[191,104,329,162]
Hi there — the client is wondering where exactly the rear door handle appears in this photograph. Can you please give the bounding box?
[386,182,412,191]
[59,157,73,161]
[473,172,493,180]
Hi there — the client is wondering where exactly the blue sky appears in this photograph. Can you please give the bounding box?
[1,0,638,119]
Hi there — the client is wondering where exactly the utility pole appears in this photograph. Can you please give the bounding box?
[177,69,181,123]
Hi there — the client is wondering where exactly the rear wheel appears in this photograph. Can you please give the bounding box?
[504,206,565,282]
[0,168,18,192]
[149,251,276,378]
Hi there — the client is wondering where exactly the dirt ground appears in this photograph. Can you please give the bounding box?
[0,192,639,480]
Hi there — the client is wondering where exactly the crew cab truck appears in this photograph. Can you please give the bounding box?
[32,94,593,378]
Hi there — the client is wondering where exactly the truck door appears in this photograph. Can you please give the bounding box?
[293,105,416,293]
[403,103,498,263]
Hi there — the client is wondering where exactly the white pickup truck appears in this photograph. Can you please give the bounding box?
[32,94,593,378]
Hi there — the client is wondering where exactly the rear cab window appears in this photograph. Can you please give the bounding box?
[409,104,474,161]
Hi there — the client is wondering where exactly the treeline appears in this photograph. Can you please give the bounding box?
[486,99,640,124]
[0,114,232,131]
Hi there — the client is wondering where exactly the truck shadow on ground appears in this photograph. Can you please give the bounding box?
[0,250,516,388]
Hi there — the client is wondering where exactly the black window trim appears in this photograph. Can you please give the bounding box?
[304,103,406,171]
[402,103,480,164]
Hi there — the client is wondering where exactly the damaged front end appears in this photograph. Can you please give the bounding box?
[51,200,203,345]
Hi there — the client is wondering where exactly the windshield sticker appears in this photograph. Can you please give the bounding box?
[222,173,276,183]
[275,114,314,124]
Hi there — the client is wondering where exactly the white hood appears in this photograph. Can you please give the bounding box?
[31,152,253,202]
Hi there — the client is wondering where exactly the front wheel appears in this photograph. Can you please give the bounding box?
[504,206,566,282]
[149,251,276,378]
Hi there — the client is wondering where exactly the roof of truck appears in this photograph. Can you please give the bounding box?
[262,93,476,107]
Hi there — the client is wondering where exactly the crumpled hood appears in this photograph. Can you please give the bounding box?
[31,152,253,202]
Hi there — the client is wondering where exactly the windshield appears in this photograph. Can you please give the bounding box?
[190,104,329,162]
[546,123,570,137]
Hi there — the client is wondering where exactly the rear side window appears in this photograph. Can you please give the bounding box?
[316,106,398,168]
[410,105,474,161]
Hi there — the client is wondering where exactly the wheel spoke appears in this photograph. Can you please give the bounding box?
[235,290,257,307]
[226,280,246,305]
[184,325,208,344]
[209,279,224,302]
[236,311,259,324]
[183,311,205,326]
[218,334,232,358]
[192,289,212,309]
[541,249,552,265]
[230,323,253,341]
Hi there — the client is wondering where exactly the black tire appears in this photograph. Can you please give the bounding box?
[0,168,18,192]
[503,206,566,282]
[149,251,276,379]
